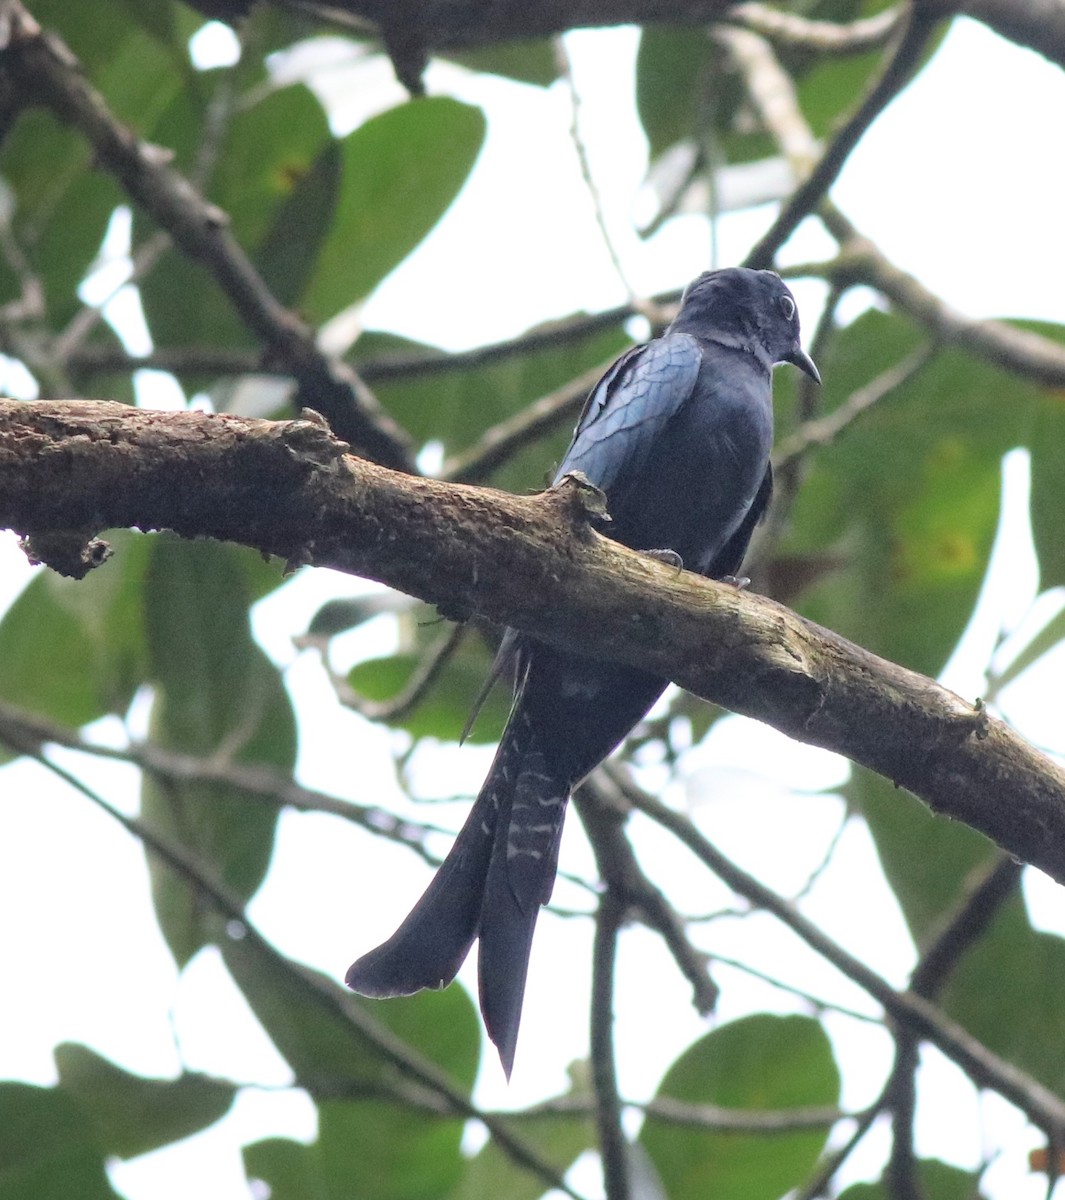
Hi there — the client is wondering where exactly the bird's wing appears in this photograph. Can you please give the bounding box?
[706,461,774,579]
[558,334,702,500]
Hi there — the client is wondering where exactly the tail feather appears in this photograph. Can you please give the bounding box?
[345,787,497,997]
[478,727,569,1076]
[347,646,662,1074]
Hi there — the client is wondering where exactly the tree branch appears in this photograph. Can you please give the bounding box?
[3,399,1065,889]
[822,205,1065,386]
[266,0,1065,71]
[589,888,630,1200]
[945,0,1065,70]
[0,698,453,867]
[276,0,736,49]
[725,3,906,52]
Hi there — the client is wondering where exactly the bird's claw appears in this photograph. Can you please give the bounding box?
[721,574,750,590]
[645,548,684,571]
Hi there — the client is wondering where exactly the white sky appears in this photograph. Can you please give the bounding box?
[1,14,1065,1200]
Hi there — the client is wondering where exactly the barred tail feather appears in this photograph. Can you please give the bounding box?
[478,722,569,1077]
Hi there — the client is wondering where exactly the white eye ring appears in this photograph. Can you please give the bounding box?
[780,295,796,320]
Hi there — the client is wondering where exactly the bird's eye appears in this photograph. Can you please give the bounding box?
[779,295,796,321]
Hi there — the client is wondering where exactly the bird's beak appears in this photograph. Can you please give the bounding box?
[786,344,821,385]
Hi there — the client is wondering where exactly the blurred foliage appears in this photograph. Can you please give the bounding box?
[640,1014,841,1200]
[2,1,1065,1198]
[837,1158,987,1199]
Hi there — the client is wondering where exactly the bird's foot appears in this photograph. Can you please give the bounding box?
[721,574,750,590]
[645,548,684,571]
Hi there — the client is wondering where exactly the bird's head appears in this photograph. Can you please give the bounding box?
[670,267,820,384]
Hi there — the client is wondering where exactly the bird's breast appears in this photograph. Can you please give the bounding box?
[610,383,772,571]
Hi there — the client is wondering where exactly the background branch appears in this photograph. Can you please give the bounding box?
[0,1,416,471]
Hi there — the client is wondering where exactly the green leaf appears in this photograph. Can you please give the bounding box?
[784,310,1065,677]
[838,1157,985,1199]
[1026,326,1065,589]
[141,536,296,965]
[243,1137,323,1200]
[0,0,197,323]
[356,316,629,495]
[301,98,486,322]
[450,1065,595,1200]
[138,82,332,357]
[942,896,1065,1097]
[23,0,191,82]
[848,766,996,946]
[636,5,891,165]
[844,1161,988,1200]
[635,27,717,161]
[228,938,479,1200]
[854,767,1065,1096]
[0,532,149,730]
[0,1083,120,1200]
[348,645,510,745]
[115,0,199,62]
[305,594,411,638]
[256,139,342,305]
[215,85,333,251]
[54,1043,236,1160]
[640,1014,840,1200]
[0,111,122,328]
[223,935,479,1095]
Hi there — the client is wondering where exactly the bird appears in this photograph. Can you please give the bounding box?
[345,267,820,1077]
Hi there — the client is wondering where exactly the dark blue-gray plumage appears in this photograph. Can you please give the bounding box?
[346,268,819,1076]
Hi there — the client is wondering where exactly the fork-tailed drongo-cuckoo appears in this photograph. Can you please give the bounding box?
[346,268,820,1076]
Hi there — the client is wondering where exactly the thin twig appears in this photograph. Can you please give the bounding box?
[625,785,1065,1137]
[255,1073,851,1132]
[790,809,852,905]
[708,949,880,1025]
[772,343,936,471]
[0,219,44,323]
[0,699,452,866]
[793,1078,891,1200]
[590,887,631,1200]
[745,4,941,268]
[821,203,1065,387]
[889,852,1021,1198]
[576,775,719,1016]
[326,621,469,721]
[714,25,820,178]
[53,229,171,364]
[554,35,639,309]
[441,360,608,484]
[725,3,906,54]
